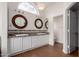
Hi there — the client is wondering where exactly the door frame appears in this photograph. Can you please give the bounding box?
[66,2,77,54]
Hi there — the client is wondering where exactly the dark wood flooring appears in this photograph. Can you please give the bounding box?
[13,43,79,57]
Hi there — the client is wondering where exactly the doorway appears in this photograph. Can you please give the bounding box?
[53,15,63,53]
[53,15,63,44]
[67,2,79,56]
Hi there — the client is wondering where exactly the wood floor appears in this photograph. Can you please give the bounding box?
[13,43,79,57]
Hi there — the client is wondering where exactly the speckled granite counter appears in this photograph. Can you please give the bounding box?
[8,30,49,38]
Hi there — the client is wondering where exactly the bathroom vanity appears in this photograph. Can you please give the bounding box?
[8,31,49,56]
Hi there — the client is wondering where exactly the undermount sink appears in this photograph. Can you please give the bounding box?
[15,34,29,36]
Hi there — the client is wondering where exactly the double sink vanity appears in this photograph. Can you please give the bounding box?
[8,30,49,56]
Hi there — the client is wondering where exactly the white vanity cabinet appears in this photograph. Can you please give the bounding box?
[31,36,40,48]
[31,35,49,48]
[22,37,31,51]
[9,37,14,54]
[9,36,31,55]
[9,37,22,55]
[9,34,49,56]
[40,35,49,46]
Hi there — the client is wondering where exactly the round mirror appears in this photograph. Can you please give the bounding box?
[12,14,28,29]
[36,20,42,27]
[15,17,25,27]
[35,18,43,29]
[45,21,48,29]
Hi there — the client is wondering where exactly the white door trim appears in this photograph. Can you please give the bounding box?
[65,2,77,54]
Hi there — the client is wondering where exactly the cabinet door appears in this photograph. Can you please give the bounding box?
[9,37,22,54]
[36,35,49,47]
[32,35,49,48]
[22,37,31,50]
[13,37,22,53]
[40,35,49,45]
[32,36,39,48]
[9,37,14,54]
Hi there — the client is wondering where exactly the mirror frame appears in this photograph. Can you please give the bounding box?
[35,18,43,29]
[45,20,48,29]
[12,14,28,29]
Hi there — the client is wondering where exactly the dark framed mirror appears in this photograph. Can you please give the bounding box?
[12,14,28,29]
[45,20,48,29]
[35,18,43,29]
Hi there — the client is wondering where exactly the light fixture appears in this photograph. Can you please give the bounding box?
[37,3,45,10]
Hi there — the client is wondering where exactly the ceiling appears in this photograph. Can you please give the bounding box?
[35,2,54,6]
[34,2,54,10]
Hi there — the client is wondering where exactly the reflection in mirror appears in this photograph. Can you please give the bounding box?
[35,19,43,29]
[12,14,28,29]
[15,17,25,27]
[36,20,42,27]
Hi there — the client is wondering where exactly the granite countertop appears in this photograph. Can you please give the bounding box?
[8,32,49,38]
